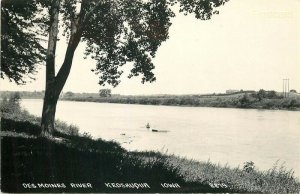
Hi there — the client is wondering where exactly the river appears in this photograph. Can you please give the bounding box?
[21,99,300,177]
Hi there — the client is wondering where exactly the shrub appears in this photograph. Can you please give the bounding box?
[0,92,21,114]
[243,161,255,173]
[238,94,251,108]
[266,90,278,99]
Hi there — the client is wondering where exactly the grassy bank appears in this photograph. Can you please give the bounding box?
[1,95,300,193]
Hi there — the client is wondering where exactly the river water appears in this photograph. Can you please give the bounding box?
[21,99,300,177]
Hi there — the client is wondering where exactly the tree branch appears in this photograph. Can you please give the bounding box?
[54,18,82,96]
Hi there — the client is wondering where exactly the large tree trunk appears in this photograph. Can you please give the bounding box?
[40,0,60,136]
[40,0,82,136]
[41,87,59,136]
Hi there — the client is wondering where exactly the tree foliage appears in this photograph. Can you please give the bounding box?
[74,0,177,87]
[1,0,48,84]
[77,0,228,87]
[65,91,74,97]
[251,89,280,101]
[2,0,228,87]
[99,89,112,97]
[256,89,266,101]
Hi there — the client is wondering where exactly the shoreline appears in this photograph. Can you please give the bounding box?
[61,98,300,111]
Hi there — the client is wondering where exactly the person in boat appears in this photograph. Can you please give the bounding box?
[146,123,150,129]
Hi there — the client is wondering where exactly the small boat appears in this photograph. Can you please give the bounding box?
[151,129,169,133]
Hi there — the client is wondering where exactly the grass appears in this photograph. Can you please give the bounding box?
[132,151,300,193]
[1,95,300,193]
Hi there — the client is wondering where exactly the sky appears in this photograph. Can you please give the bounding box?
[1,0,300,95]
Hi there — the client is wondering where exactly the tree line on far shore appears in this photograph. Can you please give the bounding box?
[1,89,299,110]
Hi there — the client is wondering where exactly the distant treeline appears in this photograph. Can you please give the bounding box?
[0,91,100,99]
[1,90,299,110]
[62,90,300,110]
[0,91,45,99]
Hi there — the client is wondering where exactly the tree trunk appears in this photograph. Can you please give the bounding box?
[41,88,58,136]
[40,0,60,136]
[40,0,82,136]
